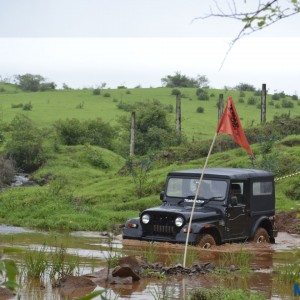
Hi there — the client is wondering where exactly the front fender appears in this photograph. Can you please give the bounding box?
[122,218,143,239]
[250,216,272,239]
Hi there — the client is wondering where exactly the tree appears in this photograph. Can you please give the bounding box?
[197,75,210,88]
[235,83,256,92]
[14,74,56,92]
[161,72,198,88]
[162,72,209,88]
[117,100,178,156]
[5,115,46,172]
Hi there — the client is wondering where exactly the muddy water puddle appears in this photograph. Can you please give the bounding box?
[0,226,299,299]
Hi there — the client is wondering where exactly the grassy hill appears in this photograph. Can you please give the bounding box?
[0,136,299,231]
[0,85,299,140]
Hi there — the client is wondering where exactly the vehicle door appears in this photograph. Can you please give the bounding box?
[225,181,248,239]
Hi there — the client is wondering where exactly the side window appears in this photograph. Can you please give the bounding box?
[253,181,273,196]
[230,182,244,204]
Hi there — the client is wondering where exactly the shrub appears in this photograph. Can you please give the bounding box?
[278,91,286,98]
[126,90,131,94]
[238,98,245,103]
[103,92,111,97]
[55,118,114,149]
[210,93,215,97]
[11,103,23,109]
[112,98,118,102]
[0,87,5,93]
[93,88,101,95]
[75,102,84,109]
[254,90,261,96]
[239,91,245,97]
[85,145,109,169]
[117,85,127,89]
[235,83,256,92]
[196,106,204,113]
[292,95,298,101]
[5,115,45,172]
[275,103,281,109]
[171,88,181,96]
[269,100,274,106]
[0,156,15,187]
[40,82,56,91]
[165,104,174,113]
[256,104,261,109]
[247,97,256,105]
[23,102,33,111]
[282,99,294,108]
[116,101,134,112]
[272,93,280,100]
[196,88,209,101]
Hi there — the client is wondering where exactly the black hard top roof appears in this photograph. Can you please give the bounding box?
[168,168,273,180]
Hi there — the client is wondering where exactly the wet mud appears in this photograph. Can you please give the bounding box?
[0,225,299,299]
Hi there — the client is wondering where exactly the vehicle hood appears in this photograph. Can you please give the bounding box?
[143,205,222,222]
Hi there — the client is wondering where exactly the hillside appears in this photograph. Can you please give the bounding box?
[0,136,299,231]
[0,86,299,140]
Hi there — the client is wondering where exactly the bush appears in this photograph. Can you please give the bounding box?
[247,97,256,105]
[278,91,286,98]
[5,115,46,172]
[0,156,15,187]
[272,93,280,100]
[93,88,101,95]
[171,88,181,96]
[239,91,245,97]
[23,102,33,111]
[103,92,111,97]
[292,95,298,101]
[165,104,174,113]
[235,83,256,92]
[116,101,134,112]
[196,106,204,113]
[117,85,127,89]
[75,102,84,109]
[238,98,245,103]
[126,90,131,94]
[269,101,274,106]
[0,87,5,93]
[55,118,114,149]
[275,103,281,109]
[11,103,23,109]
[282,99,294,108]
[210,93,215,97]
[196,88,209,101]
[112,98,118,102]
[40,82,56,91]
[85,145,109,169]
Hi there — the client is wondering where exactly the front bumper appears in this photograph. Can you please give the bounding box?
[122,219,200,244]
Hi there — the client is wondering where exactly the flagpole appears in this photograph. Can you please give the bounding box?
[183,132,218,268]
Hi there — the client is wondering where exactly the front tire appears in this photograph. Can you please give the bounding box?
[197,234,216,249]
[253,227,270,243]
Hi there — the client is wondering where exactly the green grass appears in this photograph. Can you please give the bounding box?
[190,287,266,300]
[0,86,299,140]
[0,136,299,230]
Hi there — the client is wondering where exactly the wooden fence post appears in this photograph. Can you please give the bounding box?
[261,83,267,124]
[130,111,136,157]
[176,94,181,140]
[218,93,224,121]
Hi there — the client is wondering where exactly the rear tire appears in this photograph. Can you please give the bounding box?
[197,234,216,249]
[253,227,270,243]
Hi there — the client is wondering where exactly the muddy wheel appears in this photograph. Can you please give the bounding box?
[197,234,216,249]
[253,227,270,243]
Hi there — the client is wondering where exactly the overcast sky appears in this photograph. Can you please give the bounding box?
[0,0,299,93]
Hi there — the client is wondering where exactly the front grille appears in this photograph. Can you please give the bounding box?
[142,212,182,237]
[153,225,175,234]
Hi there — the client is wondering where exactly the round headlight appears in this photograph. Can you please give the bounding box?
[141,214,150,224]
[175,216,184,227]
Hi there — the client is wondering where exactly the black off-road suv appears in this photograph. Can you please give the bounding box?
[123,168,277,248]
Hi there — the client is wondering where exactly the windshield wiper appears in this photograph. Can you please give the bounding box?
[200,196,223,206]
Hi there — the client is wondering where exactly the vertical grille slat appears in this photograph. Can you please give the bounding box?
[142,212,181,237]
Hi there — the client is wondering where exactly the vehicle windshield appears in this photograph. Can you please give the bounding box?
[166,177,228,200]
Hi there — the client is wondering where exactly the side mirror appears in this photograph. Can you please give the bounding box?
[229,196,238,206]
[160,191,165,201]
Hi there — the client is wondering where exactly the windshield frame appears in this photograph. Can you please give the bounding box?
[165,176,229,201]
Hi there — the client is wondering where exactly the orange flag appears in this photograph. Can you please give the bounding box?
[217,97,253,156]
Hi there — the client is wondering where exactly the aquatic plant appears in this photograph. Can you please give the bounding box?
[24,246,48,279]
